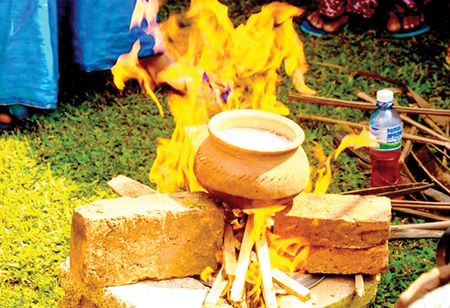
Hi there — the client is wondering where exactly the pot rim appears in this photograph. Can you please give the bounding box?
[207,109,305,154]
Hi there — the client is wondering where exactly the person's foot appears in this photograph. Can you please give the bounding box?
[387,4,425,33]
[306,10,349,33]
[0,107,13,130]
[0,112,12,125]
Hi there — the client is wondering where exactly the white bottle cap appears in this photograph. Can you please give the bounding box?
[377,89,393,102]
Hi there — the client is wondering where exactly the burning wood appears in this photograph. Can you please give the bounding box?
[203,207,313,308]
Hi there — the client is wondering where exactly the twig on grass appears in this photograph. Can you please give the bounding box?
[289,93,450,117]
[295,113,450,150]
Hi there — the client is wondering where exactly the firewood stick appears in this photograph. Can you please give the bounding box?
[390,220,450,230]
[391,200,450,211]
[203,267,228,306]
[255,236,277,308]
[410,150,450,195]
[271,268,311,302]
[444,123,449,166]
[409,104,447,136]
[401,115,450,143]
[223,224,237,277]
[107,175,158,197]
[389,228,445,240]
[399,127,418,165]
[230,214,256,303]
[289,93,450,117]
[296,113,450,150]
[392,207,450,221]
[391,200,450,210]
[355,274,364,297]
[406,86,450,127]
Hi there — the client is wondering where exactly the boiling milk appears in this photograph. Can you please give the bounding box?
[217,127,292,151]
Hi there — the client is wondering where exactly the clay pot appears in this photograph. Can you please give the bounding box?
[193,109,310,209]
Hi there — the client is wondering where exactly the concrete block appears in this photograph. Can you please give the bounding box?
[58,258,210,308]
[274,193,391,249]
[305,242,389,275]
[70,191,224,287]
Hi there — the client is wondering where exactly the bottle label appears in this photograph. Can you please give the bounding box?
[370,124,402,150]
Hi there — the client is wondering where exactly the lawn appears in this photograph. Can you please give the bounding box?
[1,0,450,307]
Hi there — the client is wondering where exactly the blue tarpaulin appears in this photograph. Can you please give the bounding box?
[0,0,59,110]
[0,0,157,111]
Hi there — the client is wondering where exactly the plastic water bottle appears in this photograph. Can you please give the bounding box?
[369,89,403,188]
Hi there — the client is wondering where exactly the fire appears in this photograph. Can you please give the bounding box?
[308,128,377,194]
[111,0,316,193]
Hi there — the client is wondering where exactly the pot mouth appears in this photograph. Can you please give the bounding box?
[207,109,305,154]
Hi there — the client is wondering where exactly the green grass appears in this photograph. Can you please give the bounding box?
[1,1,450,307]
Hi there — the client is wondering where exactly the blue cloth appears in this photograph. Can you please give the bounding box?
[0,0,59,109]
[0,0,157,111]
[67,0,157,72]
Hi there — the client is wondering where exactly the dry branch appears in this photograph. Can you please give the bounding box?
[107,175,157,197]
[255,236,277,308]
[389,228,445,239]
[203,267,229,306]
[296,113,450,150]
[406,86,450,127]
[399,127,417,165]
[391,200,450,210]
[357,92,450,143]
[341,182,434,199]
[271,269,311,302]
[392,207,450,221]
[355,274,364,297]
[289,93,450,117]
[223,224,237,277]
[390,221,450,230]
[410,150,450,195]
[230,214,256,303]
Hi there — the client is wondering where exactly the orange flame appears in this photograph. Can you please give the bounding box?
[266,232,310,273]
[111,0,316,193]
[308,128,377,194]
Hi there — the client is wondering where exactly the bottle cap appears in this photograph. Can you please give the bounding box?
[377,89,393,102]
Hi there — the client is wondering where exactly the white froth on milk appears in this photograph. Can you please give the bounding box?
[217,127,292,151]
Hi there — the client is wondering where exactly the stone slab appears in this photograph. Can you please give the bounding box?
[59,258,380,308]
[277,274,381,308]
[274,193,391,249]
[58,258,209,308]
[70,191,224,287]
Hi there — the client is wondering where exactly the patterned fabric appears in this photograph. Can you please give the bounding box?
[315,0,428,18]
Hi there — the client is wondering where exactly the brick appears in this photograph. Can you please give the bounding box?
[305,242,389,275]
[273,193,391,248]
[70,192,224,287]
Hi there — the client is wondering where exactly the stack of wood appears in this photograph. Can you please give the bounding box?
[203,208,312,308]
[289,83,450,238]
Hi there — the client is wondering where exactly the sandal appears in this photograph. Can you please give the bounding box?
[300,13,349,38]
[387,6,430,38]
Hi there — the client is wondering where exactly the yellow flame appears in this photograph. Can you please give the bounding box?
[245,262,263,303]
[334,128,378,159]
[111,0,317,193]
[309,128,377,194]
[111,41,164,117]
[200,266,215,281]
[266,232,309,273]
